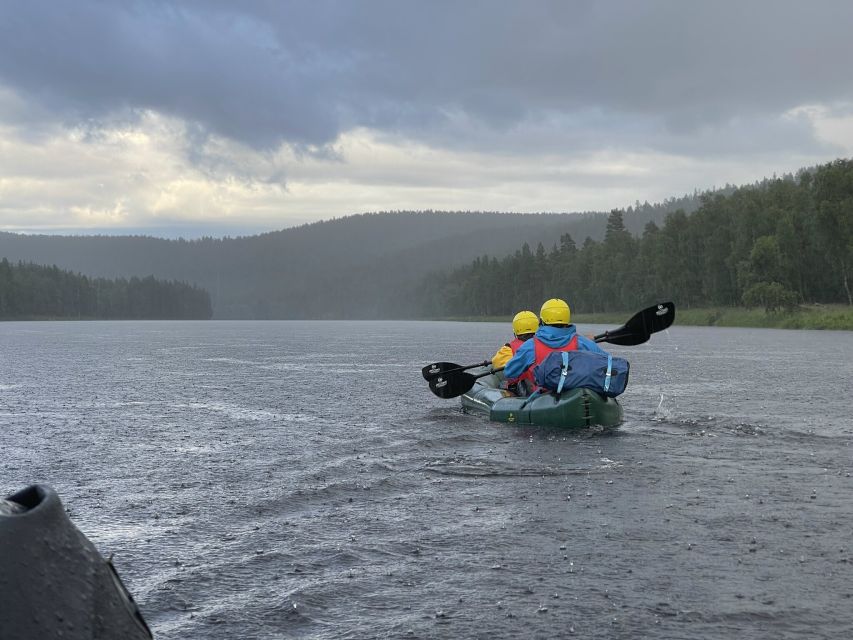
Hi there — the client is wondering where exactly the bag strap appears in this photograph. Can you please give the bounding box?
[556,351,570,394]
[519,389,542,410]
[603,354,613,393]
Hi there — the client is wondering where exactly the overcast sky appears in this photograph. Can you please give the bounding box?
[1,0,852,236]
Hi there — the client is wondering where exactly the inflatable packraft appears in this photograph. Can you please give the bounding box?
[461,369,623,429]
[0,484,152,640]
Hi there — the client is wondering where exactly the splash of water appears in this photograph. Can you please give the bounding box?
[654,392,674,421]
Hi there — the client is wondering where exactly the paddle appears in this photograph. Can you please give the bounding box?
[426,302,675,399]
[592,301,675,346]
[422,360,490,381]
[429,367,504,399]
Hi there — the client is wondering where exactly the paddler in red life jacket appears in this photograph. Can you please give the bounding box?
[491,310,538,369]
[504,298,609,395]
[491,310,538,395]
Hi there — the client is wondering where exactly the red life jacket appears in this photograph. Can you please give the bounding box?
[520,335,579,391]
[533,334,578,364]
[507,337,526,353]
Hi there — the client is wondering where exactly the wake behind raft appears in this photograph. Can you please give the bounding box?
[0,484,152,640]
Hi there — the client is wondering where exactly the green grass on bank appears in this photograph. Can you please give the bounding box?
[437,304,853,331]
[665,305,853,330]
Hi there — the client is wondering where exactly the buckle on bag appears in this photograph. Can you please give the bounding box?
[556,351,570,394]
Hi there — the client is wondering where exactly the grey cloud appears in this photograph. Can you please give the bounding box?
[381,105,836,161]
[1,0,852,155]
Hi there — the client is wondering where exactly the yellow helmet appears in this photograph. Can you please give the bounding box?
[511,310,538,336]
[540,298,571,325]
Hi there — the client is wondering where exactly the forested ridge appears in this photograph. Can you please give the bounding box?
[0,259,212,319]
[419,159,853,316]
[0,199,704,319]
[1,161,848,320]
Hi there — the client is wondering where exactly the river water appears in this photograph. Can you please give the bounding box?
[1,320,852,639]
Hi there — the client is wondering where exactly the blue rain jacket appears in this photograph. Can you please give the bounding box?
[504,324,609,380]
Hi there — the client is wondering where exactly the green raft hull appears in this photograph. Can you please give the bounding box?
[461,369,623,429]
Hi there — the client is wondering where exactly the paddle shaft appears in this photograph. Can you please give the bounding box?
[422,359,490,381]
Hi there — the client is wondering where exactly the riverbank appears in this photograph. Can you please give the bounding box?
[441,304,853,330]
[658,305,853,330]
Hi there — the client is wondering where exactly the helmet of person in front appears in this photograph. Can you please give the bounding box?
[539,298,571,326]
[511,310,538,337]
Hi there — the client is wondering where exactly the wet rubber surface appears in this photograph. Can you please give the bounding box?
[1,321,852,639]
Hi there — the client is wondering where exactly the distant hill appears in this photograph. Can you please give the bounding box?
[0,196,704,319]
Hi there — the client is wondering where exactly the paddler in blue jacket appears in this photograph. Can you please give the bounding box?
[504,298,608,394]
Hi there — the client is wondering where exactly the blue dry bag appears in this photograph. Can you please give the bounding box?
[533,350,630,398]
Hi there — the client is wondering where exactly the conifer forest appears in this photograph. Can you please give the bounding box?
[0,260,212,320]
[419,159,853,317]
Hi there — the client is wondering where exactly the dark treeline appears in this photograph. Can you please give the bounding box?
[0,259,213,319]
[0,167,841,319]
[420,159,853,316]
[0,201,707,319]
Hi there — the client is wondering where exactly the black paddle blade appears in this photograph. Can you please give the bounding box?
[594,302,676,346]
[422,361,457,380]
[428,372,478,399]
[626,301,675,336]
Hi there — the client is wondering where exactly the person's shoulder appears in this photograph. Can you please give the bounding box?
[509,339,534,362]
[516,338,534,351]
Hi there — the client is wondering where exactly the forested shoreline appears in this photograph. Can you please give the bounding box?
[1,159,850,326]
[0,202,708,319]
[0,259,212,320]
[418,159,853,320]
